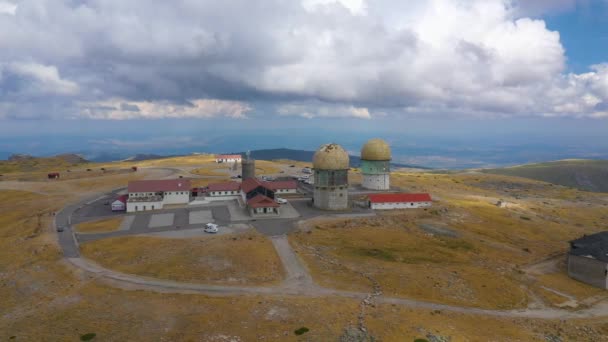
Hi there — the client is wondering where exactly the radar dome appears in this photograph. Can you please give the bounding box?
[313,143,350,170]
[361,138,391,161]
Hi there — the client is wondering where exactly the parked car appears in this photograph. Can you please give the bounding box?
[204,223,219,233]
[275,197,287,204]
[56,226,65,232]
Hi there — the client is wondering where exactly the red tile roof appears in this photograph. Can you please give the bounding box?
[367,193,432,203]
[241,178,263,193]
[247,194,280,208]
[114,194,128,204]
[128,179,191,193]
[215,154,242,159]
[264,180,297,190]
[207,181,241,192]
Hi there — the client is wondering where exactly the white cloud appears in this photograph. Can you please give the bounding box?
[0,1,17,15]
[278,103,372,119]
[8,62,79,95]
[78,99,251,120]
[0,0,606,120]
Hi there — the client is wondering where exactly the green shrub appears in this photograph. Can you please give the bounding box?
[80,333,97,341]
[294,327,310,336]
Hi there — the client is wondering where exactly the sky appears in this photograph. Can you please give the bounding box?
[1,0,608,167]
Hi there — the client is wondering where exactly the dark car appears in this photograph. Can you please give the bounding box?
[56,226,65,232]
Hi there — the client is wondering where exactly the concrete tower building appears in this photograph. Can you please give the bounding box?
[360,138,391,190]
[241,151,256,180]
[313,143,349,210]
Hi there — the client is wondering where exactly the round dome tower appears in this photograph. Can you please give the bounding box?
[360,138,391,190]
[312,143,349,210]
[361,138,391,161]
[313,143,350,170]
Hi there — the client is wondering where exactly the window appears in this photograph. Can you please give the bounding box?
[135,206,138,211]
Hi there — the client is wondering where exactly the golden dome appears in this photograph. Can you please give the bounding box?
[313,143,350,170]
[361,138,391,161]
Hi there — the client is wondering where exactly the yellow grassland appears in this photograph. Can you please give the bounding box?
[75,217,124,233]
[291,171,608,310]
[2,164,608,340]
[80,231,284,285]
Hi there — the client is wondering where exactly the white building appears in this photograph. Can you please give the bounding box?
[207,181,242,198]
[367,193,432,210]
[126,179,191,212]
[215,154,242,163]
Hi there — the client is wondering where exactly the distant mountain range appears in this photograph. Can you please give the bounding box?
[225,148,428,169]
[481,159,608,193]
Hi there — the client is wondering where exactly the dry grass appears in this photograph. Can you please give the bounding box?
[254,160,282,175]
[191,165,231,177]
[190,177,231,188]
[291,221,528,309]
[292,171,608,310]
[80,231,284,285]
[2,166,608,340]
[75,217,124,233]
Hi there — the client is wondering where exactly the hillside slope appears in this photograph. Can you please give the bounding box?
[0,154,88,174]
[482,159,608,192]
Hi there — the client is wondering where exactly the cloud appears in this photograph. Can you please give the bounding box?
[0,0,606,120]
[78,99,251,120]
[0,1,16,15]
[6,62,79,95]
[278,103,372,119]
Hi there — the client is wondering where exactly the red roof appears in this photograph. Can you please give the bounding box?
[241,178,263,193]
[367,193,432,203]
[207,181,241,192]
[264,180,297,190]
[114,194,128,204]
[128,179,191,193]
[216,154,241,159]
[247,194,280,208]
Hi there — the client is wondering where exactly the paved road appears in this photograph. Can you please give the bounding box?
[271,236,313,290]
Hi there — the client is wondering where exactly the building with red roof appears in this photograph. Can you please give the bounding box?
[207,181,241,197]
[246,194,280,216]
[215,154,242,163]
[126,179,191,212]
[111,195,128,211]
[202,178,297,216]
[366,193,432,210]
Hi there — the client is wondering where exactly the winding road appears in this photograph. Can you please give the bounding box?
[53,167,608,320]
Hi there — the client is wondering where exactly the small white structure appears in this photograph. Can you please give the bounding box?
[215,154,242,163]
[367,193,432,210]
[111,195,127,211]
[126,179,191,212]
